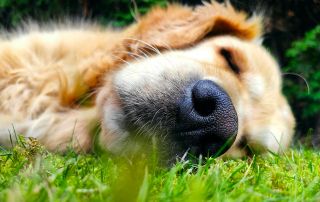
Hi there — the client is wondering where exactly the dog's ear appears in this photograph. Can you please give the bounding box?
[126,1,263,49]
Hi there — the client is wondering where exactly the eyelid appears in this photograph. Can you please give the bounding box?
[220,48,240,75]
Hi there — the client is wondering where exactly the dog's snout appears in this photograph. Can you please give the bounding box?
[192,80,217,116]
[176,80,238,156]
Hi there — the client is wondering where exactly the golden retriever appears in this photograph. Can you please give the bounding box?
[0,1,295,161]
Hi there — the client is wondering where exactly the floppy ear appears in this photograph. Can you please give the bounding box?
[126,1,263,49]
[79,1,263,88]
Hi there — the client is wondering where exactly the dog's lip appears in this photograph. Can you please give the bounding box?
[173,126,237,150]
[174,129,228,156]
[173,128,226,145]
[174,127,216,136]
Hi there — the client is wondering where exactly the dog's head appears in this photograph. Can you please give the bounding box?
[96,2,295,162]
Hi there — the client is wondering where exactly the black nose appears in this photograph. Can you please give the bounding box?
[192,80,218,116]
[175,80,238,157]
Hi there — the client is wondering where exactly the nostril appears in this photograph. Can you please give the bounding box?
[192,80,217,116]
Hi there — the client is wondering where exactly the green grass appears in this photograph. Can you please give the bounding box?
[0,136,320,202]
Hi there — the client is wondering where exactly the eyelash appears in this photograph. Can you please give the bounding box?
[220,49,240,75]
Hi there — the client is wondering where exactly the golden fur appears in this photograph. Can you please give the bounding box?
[0,1,295,159]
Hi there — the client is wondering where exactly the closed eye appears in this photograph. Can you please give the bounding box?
[220,48,240,75]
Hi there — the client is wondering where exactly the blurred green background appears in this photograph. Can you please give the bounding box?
[0,0,319,144]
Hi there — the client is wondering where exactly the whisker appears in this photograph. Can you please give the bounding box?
[108,53,135,68]
[123,42,150,59]
[123,37,160,53]
[160,41,174,52]
[112,50,147,61]
[136,47,152,59]
[150,108,162,125]
[282,72,310,95]
[73,90,97,108]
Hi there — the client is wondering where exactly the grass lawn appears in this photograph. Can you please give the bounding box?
[0,136,320,202]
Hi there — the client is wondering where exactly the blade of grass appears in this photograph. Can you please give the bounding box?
[137,167,149,202]
[0,145,14,161]
[12,123,19,147]
[18,135,27,149]
[0,153,13,156]
[12,159,27,175]
[8,129,14,149]
[213,136,235,158]
[267,149,286,162]
[271,133,299,200]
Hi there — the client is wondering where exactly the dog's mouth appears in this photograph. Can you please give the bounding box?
[173,128,237,157]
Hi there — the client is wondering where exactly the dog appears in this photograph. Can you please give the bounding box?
[0,1,295,162]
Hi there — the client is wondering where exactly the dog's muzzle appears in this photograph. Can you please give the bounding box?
[116,78,238,158]
[174,80,238,156]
